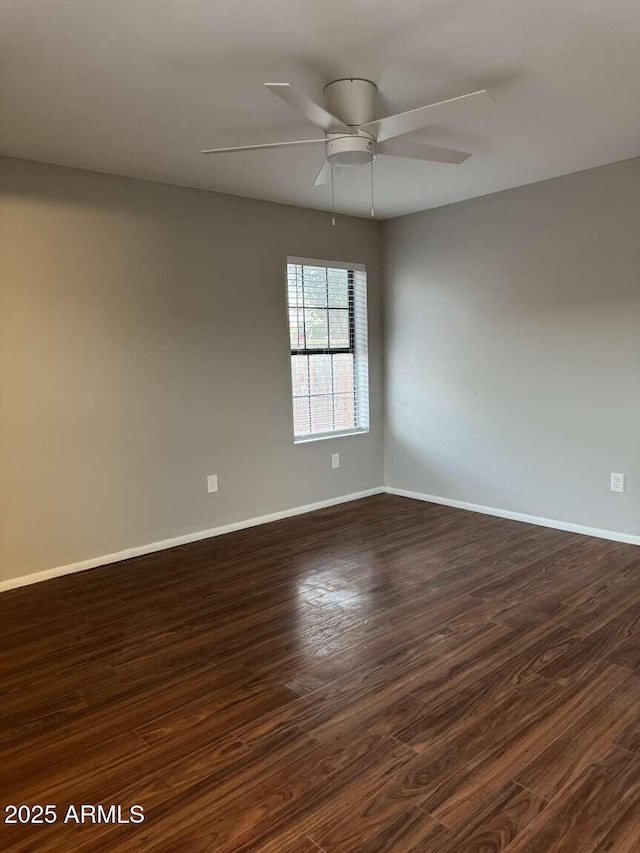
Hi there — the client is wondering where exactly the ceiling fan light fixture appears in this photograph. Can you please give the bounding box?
[326,133,376,166]
[327,151,375,166]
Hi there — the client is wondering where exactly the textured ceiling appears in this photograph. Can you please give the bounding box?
[2,0,639,218]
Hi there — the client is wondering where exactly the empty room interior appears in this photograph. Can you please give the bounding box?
[2,1,640,850]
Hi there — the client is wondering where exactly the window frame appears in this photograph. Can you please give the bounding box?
[286,257,369,444]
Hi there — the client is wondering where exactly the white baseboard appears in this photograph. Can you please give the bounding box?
[385,486,640,547]
[0,487,385,593]
[5,483,637,594]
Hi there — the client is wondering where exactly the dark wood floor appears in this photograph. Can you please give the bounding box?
[3,494,640,851]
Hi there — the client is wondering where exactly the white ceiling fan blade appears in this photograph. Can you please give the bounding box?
[201,138,324,154]
[314,160,331,187]
[265,83,354,134]
[378,138,471,164]
[361,90,494,142]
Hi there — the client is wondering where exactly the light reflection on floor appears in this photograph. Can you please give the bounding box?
[294,553,374,661]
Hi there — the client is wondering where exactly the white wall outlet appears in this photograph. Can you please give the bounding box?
[331,453,340,469]
[611,472,624,493]
[207,474,219,493]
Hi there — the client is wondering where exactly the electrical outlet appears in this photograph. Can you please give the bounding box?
[331,453,340,469]
[207,474,219,493]
[611,472,624,493]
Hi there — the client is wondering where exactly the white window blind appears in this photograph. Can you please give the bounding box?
[286,257,369,442]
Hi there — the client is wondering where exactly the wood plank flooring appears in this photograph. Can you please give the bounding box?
[2,493,640,851]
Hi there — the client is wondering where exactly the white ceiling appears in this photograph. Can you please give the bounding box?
[2,0,639,219]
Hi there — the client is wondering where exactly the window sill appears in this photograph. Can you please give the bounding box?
[294,427,369,445]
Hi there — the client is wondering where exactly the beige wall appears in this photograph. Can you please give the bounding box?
[383,157,640,537]
[0,157,384,582]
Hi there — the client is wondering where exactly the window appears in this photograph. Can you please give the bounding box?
[286,257,369,442]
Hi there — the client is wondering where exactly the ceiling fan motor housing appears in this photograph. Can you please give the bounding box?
[323,78,377,126]
[323,79,378,165]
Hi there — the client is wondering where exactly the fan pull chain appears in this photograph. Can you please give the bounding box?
[370,158,375,218]
[331,163,336,226]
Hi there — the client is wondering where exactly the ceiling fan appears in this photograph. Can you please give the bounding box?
[202,79,493,183]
